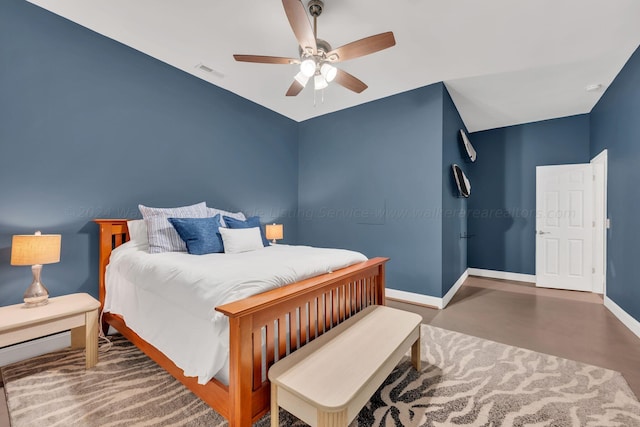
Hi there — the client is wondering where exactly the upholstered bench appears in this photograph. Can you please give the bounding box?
[268,305,422,427]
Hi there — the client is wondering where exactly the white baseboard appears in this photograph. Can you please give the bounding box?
[386,269,469,309]
[386,288,443,309]
[0,331,70,367]
[468,268,536,283]
[441,269,469,308]
[604,296,640,340]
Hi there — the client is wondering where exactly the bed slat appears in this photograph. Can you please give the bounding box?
[309,298,318,342]
[324,291,332,331]
[252,329,262,389]
[266,322,275,372]
[346,283,352,319]
[289,310,297,353]
[299,304,308,347]
[277,315,287,360]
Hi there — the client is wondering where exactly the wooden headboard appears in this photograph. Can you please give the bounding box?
[93,219,130,310]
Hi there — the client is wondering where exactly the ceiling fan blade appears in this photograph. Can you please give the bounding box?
[286,79,305,96]
[327,32,396,62]
[233,55,298,65]
[282,0,317,55]
[334,68,368,93]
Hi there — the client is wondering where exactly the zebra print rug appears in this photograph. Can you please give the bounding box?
[3,326,639,426]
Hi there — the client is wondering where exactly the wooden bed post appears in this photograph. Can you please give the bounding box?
[96,221,111,310]
[93,219,129,334]
[227,314,254,427]
[376,262,386,305]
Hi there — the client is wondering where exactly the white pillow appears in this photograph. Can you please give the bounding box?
[207,207,245,227]
[126,219,148,246]
[219,227,264,254]
[139,202,208,253]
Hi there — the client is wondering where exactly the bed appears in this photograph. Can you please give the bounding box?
[94,219,388,427]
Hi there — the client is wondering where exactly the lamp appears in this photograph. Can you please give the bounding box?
[314,74,328,90]
[11,231,61,307]
[294,71,310,86]
[265,223,283,244]
[300,57,316,78]
[320,63,337,82]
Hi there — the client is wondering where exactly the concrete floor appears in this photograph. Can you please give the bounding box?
[2,276,639,426]
[388,276,640,397]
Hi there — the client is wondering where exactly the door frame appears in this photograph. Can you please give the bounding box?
[590,149,608,295]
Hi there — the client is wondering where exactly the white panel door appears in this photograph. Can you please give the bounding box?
[536,164,593,291]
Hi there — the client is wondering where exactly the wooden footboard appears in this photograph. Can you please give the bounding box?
[94,219,388,427]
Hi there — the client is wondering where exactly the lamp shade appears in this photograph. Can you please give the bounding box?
[294,71,310,86]
[314,74,328,90]
[265,224,283,241]
[300,58,316,77]
[320,63,337,82]
[11,233,61,266]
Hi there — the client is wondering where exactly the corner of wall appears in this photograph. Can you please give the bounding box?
[440,82,469,297]
[604,297,640,339]
[386,268,468,309]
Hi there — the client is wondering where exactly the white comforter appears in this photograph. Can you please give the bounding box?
[104,242,367,384]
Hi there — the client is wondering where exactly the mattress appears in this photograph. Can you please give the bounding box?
[103,241,367,385]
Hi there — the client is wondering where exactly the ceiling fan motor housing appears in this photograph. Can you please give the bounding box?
[308,0,323,17]
[300,39,332,59]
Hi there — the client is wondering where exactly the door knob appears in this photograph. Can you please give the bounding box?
[538,231,550,235]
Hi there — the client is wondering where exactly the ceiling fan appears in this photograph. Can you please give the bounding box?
[233,0,396,96]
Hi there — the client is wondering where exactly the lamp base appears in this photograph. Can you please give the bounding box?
[24,295,49,308]
[23,264,50,308]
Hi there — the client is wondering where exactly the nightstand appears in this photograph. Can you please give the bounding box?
[0,293,101,368]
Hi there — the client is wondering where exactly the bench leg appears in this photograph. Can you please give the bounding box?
[85,309,99,368]
[69,309,99,369]
[70,325,86,349]
[271,383,279,427]
[318,409,347,427]
[411,334,421,371]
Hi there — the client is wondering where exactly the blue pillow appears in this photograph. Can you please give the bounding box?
[168,215,224,255]
[223,215,270,247]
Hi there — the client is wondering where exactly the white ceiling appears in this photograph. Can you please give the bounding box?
[27,0,640,132]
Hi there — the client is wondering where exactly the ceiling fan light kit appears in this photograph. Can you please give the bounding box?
[320,62,337,82]
[234,0,396,98]
[294,71,310,86]
[300,57,316,77]
[314,74,329,90]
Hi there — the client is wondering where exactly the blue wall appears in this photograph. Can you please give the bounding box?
[441,88,468,295]
[298,84,446,296]
[12,0,627,311]
[466,115,591,275]
[591,46,640,322]
[0,0,299,305]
